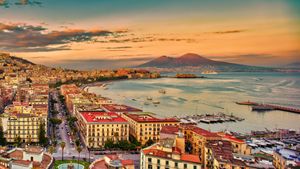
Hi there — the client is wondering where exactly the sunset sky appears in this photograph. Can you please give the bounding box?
[1,0,300,69]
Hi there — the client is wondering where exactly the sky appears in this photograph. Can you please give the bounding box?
[0,0,300,69]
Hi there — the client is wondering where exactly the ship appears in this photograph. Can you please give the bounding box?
[201,70,218,74]
[252,105,274,112]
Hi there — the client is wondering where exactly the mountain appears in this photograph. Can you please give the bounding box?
[138,53,274,72]
[284,62,300,68]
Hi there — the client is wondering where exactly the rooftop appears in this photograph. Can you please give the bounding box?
[80,112,128,123]
[124,112,179,123]
[161,125,180,135]
[186,126,220,138]
[102,104,142,112]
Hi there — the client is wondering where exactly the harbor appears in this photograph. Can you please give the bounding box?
[174,112,245,124]
[236,101,300,114]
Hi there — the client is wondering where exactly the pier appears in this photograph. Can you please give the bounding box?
[175,112,245,124]
[236,101,300,114]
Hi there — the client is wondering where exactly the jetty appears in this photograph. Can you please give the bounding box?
[175,112,245,124]
[236,101,300,114]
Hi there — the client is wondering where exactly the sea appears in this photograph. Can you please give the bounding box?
[88,72,300,133]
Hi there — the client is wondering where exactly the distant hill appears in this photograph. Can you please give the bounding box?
[138,53,274,72]
[285,62,300,68]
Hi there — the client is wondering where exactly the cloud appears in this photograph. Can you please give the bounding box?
[0,23,126,52]
[45,57,153,70]
[0,0,42,8]
[97,36,196,43]
[212,29,246,34]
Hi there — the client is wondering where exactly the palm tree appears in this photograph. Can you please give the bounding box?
[76,146,82,168]
[60,141,66,161]
[49,146,55,154]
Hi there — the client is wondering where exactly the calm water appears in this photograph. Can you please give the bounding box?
[89,72,300,133]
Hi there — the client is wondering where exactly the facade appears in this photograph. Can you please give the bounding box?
[273,148,300,169]
[205,140,247,169]
[217,132,251,155]
[122,112,179,145]
[0,84,49,143]
[141,132,202,169]
[77,111,129,148]
[182,125,221,163]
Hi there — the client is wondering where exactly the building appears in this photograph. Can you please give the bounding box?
[182,125,221,163]
[273,148,300,169]
[205,140,247,169]
[77,111,129,148]
[89,154,134,169]
[141,130,202,169]
[101,104,142,115]
[0,146,53,169]
[122,112,179,145]
[217,132,251,155]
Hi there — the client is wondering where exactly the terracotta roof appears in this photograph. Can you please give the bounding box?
[124,113,179,123]
[220,133,245,143]
[102,104,142,112]
[161,125,180,135]
[185,126,220,138]
[181,154,201,163]
[12,160,31,166]
[81,112,128,123]
[121,159,134,166]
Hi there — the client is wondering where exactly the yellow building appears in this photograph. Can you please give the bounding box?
[77,111,129,148]
[273,148,300,169]
[141,131,202,169]
[121,112,179,145]
[205,140,248,169]
[182,125,221,163]
[0,112,47,143]
[217,132,251,155]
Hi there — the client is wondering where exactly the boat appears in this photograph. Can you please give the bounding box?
[147,97,153,101]
[158,89,166,94]
[152,101,160,104]
[201,70,218,75]
[252,105,274,112]
[144,102,150,105]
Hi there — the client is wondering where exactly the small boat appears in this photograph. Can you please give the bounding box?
[252,105,274,112]
[144,102,150,105]
[152,101,160,104]
[158,89,166,94]
[147,97,153,101]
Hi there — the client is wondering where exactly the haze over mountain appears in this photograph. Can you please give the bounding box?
[138,53,274,72]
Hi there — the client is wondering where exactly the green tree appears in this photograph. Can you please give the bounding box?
[0,126,6,146]
[104,139,115,149]
[14,136,21,147]
[60,142,66,161]
[76,146,82,168]
[38,122,47,146]
[49,118,62,126]
[143,139,154,148]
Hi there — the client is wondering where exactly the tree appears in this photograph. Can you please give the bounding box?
[185,140,193,153]
[14,136,21,147]
[48,145,55,154]
[143,139,154,148]
[76,146,82,168]
[0,126,6,146]
[49,118,62,126]
[38,122,47,146]
[75,139,80,147]
[104,139,115,149]
[51,110,59,116]
[60,142,66,161]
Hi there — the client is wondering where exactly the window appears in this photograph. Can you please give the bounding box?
[166,161,169,166]
[175,162,178,167]
[157,159,160,164]
[194,165,197,169]
[148,165,152,169]
[184,164,187,169]
[148,158,152,163]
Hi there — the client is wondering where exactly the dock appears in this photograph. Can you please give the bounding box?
[175,112,245,124]
[236,101,300,114]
